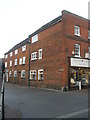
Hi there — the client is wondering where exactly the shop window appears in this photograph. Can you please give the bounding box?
[30,70,36,80]
[38,69,44,80]
[14,71,17,77]
[9,71,12,77]
[21,70,25,78]
[74,25,80,36]
[70,68,88,86]
[74,44,80,57]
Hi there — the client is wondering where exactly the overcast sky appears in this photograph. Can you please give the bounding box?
[0,0,89,58]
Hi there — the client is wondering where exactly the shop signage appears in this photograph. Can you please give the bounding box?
[71,58,90,68]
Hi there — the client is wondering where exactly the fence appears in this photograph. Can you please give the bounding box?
[0,74,5,120]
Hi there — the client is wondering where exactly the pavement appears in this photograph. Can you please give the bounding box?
[4,83,88,119]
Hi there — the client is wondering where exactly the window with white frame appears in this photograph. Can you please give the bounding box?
[14,59,17,66]
[38,49,42,59]
[74,44,80,57]
[9,71,12,77]
[14,71,17,77]
[15,49,18,55]
[32,34,38,43]
[5,54,8,59]
[38,69,44,80]
[31,52,37,60]
[30,70,36,80]
[19,58,22,65]
[10,52,13,57]
[74,25,80,36]
[10,60,12,66]
[88,30,90,39]
[21,70,25,78]
[22,45,26,52]
[5,62,7,68]
[23,57,26,64]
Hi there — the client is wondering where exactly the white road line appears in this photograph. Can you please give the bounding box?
[56,108,89,118]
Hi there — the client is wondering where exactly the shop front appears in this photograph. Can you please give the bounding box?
[69,57,90,89]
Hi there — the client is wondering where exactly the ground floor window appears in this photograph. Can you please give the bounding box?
[30,70,36,80]
[70,68,89,86]
[21,70,25,78]
[14,71,17,77]
[38,69,44,80]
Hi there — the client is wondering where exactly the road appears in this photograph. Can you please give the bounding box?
[4,83,88,119]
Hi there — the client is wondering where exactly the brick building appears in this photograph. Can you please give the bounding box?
[4,10,90,90]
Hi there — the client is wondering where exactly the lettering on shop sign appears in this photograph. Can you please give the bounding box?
[71,58,90,68]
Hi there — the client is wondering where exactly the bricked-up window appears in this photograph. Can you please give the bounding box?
[14,59,17,66]
[23,57,26,64]
[14,71,17,77]
[30,70,36,80]
[38,69,44,80]
[74,44,80,57]
[21,70,25,78]
[19,58,22,65]
[74,25,80,36]
[5,54,8,59]
[10,60,12,66]
[22,45,26,52]
[5,62,7,68]
[9,71,12,77]
[38,49,42,59]
[10,52,13,57]
[31,52,37,60]
[15,49,18,55]
[32,34,38,43]
[88,30,90,39]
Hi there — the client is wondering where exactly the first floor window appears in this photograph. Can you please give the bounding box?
[21,70,25,78]
[38,69,44,80]
[10,60,12,66]
[5,54,8,59]
[14,71,17,77]
[38,49,42,59]
[9,71,12,77]
[30,70,36,80]
[23,57,26,64]
[15,59,17,66]
[19,58,22,65]
[31,52,37,60]
[75,44,80,57]
[88,30,90,39]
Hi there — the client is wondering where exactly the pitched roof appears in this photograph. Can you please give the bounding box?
[5,15,62,55]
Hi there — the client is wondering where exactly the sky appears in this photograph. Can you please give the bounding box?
[0,0,89,58]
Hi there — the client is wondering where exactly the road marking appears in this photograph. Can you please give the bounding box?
[56,108,89,118]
